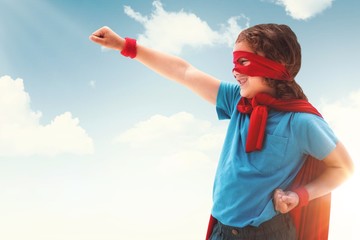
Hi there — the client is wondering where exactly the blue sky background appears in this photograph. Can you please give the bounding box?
[0,0,359,239]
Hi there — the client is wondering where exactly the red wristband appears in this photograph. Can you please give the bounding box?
[120,38,137,58]
[293,187,309,208]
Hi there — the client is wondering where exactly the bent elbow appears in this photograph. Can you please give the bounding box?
[347,158,355,177]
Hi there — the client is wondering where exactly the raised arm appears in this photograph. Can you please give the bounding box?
[89,26,221,104]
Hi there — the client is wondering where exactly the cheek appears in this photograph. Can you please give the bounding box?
[248,77,266,88]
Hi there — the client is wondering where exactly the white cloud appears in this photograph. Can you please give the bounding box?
[110,111,225,238]
[320,90,360,240]
[124,0,249,54]
[114,111,226,174]
[320,89,360,162]
[272,0,333,20]
[0,75,94,156]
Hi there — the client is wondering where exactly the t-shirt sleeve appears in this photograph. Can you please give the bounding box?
[216,82,240,120]
[295,114,338,160]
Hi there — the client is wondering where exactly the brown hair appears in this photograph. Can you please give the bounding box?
[236,24,307,100]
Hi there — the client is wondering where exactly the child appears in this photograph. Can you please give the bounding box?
[89,23,354,240]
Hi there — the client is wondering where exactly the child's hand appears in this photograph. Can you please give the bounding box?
[89,26,124,51]
[273,188,299,213]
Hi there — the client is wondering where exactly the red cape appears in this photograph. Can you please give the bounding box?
[289,156,331,240]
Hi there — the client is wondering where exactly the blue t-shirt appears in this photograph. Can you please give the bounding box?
[211,82,338,227]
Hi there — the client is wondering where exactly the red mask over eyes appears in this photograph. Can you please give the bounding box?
[233,51,292,81]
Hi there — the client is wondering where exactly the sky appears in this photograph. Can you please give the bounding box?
[0,0,359,239]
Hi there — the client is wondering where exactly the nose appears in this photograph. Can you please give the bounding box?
[233,70,246,79]
[233,69,240,76]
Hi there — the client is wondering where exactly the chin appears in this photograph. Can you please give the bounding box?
[240,91,253,98]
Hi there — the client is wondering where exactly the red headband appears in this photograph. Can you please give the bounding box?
[233,51,292,81]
